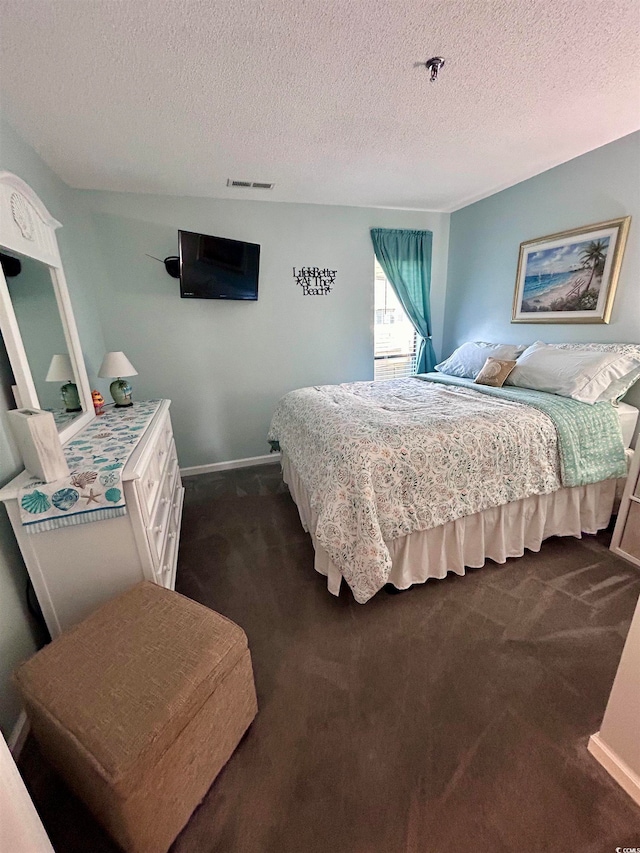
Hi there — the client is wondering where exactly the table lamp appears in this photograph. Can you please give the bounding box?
[98,351,138,408]
[45,353,81,412]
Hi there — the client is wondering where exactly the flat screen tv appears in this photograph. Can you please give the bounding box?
[178,230,260,300]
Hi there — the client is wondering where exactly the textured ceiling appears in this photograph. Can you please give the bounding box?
[0,0,639,211]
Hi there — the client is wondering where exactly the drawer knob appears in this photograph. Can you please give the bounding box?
[161,497,169,505]
[154,525,163,533]
[168,532,176,540]
[159,449,165,456]
[147,479,155,489]
[162,564,169,574]
[172,502,178,509]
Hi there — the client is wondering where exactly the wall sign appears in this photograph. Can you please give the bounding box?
[293,266,336,296]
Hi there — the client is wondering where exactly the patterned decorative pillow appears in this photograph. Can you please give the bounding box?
[475,357,517,388]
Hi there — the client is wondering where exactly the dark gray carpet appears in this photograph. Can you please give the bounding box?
[18,463,640,852]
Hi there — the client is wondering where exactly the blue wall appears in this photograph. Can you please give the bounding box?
[0,115,107,737]
[444,132,640,404]
[80,191,449,468]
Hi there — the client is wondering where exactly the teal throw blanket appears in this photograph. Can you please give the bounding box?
[420,373,627,488]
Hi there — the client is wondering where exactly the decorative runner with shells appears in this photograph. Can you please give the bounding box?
[19,400,162,533]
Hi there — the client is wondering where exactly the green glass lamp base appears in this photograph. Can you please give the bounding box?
[110,377,133,407]
[60,381,82,413]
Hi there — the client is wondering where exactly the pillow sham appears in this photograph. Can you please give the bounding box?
[435,341,526,379]
[474,357,517,388]
[506,341,640,404]
[551,343,640,402]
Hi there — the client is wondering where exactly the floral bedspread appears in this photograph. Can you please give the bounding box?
[268,377,617,603]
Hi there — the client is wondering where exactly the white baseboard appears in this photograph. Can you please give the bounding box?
[8,710,30,758]
[180,452,281,477]
[588,731,640,806]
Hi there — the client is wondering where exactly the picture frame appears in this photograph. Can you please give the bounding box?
[512,216,631,324]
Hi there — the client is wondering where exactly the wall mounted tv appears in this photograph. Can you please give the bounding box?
[178,230,260,300]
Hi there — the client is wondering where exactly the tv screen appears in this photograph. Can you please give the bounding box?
[178,230,260,300]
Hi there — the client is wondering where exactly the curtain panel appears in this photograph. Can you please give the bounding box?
[370,228,436,374]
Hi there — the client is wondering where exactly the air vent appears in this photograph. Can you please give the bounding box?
[227,179,275,190]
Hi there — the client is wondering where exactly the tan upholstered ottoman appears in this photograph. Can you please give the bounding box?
[14,581,257,853]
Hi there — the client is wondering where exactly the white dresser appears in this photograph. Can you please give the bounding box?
[0,400,184,638]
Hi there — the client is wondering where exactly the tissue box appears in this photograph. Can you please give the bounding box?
[6,408,69,482]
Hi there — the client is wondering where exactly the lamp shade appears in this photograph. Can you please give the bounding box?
[98,351,138,379]
[46,353,74,382]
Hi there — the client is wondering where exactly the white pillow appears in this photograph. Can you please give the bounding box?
[435,341,526,379]
[506,342,640,404]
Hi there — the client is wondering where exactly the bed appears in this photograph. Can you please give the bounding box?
[268,369,638,604]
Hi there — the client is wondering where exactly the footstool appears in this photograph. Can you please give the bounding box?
[14,581,258,853]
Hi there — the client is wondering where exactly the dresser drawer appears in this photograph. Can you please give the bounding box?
[156,483,185,588]
[138,450,162,519]
[147,452,179,561]
[137,411,176,521]
[159,411,174,456]
[170,468,183,517]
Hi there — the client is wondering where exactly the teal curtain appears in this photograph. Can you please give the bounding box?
[370,228,436,374]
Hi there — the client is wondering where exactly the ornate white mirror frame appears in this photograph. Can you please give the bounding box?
[0,171,95,443]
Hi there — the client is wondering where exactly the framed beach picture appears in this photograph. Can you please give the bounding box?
[512,216,631,324]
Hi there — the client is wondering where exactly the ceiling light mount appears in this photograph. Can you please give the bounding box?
[424,57,445,82]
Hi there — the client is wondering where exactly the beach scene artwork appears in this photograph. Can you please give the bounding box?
[512,218,631,324]
[522,236,610,312]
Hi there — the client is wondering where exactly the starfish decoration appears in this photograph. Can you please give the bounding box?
[82,488,103,505]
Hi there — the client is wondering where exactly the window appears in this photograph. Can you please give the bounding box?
[374,260,417,380]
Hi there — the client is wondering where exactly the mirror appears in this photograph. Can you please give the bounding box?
[0,171,94,444]
[3,254,85,429]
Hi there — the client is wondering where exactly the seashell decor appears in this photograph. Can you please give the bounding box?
[51,488,79,512]
[70,471,98,489]
[21,490,51,514]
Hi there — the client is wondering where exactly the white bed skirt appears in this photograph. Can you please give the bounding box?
[281,452,629,599]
